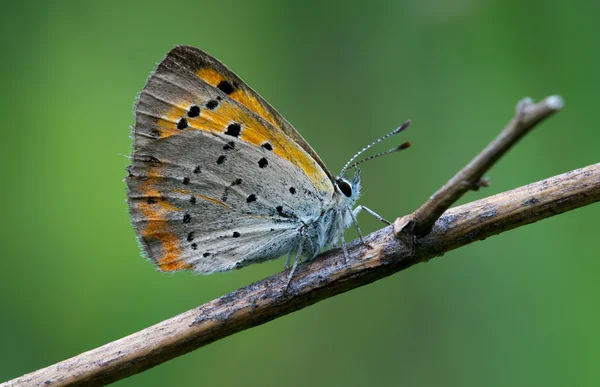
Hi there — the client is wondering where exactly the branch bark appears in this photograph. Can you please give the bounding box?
[5,96,599,387]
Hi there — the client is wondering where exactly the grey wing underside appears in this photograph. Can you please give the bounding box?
[126,47,330,273]
[127,130,324,273]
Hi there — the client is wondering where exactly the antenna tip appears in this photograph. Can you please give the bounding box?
[399,141,411,150]
[394,120,412,134]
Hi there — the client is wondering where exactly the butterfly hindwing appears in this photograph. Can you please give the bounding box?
[127,46,334,273]
[128,129,324,272]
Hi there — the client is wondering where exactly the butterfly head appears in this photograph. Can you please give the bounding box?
[335,168,361,206]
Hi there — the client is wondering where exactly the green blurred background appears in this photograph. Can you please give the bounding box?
[1,0,599,386]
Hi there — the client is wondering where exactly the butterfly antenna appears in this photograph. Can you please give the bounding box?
[339,120,411,177]
[348,142,412,170]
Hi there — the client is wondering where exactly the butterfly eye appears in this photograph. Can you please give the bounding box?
[336,179,353,198]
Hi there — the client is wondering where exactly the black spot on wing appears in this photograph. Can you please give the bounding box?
[203,252,211,257]
[246,194,257,203]
[289,187,296,194]
[193,166,201,173]
[217,155,226,164]
[187,232,194,242]
[217,80,235,94]
[262,142,273,151]
[182,177,190,185]
[232,231,241,238]
[258,157,268,168]
[177,118,188,130]
[187,105,200,117]
[223,141,235,151]
[206,100,218,110]
[225,123,241,137]
[191,243,198,250]
[183,213,191,223]
[190,195,197,204]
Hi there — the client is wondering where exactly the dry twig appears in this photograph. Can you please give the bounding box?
[412,95,564,236]
[5,96,599,387]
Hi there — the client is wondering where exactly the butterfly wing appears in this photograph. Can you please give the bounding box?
[127,46,334,273]
[167,45,335,183]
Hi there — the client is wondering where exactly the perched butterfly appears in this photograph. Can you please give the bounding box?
[126,45,411,284]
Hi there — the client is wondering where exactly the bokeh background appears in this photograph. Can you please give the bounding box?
[1,0,599,386]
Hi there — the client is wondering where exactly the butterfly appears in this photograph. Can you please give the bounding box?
[126,45,411,284]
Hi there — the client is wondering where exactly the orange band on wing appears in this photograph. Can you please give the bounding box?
[155,100,331,194]
[142,222,185,271]
[229,89,277,127]
[196,69,282,132]
[133,170,234,271]
[136,170,189,271]
[155,109,184,138]
[196,68,224,87]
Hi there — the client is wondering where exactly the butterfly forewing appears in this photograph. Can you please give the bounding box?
[127,46,334,273]
[166,45,334,183]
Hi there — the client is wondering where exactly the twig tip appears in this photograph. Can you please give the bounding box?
[546,95,564,110]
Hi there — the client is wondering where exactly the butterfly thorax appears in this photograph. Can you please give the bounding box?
[297,170,361,258]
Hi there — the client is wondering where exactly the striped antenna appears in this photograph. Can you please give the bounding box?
[347,142,411,170]
[339,120,411,177]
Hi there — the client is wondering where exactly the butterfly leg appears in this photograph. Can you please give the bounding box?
[347,205,365,245]
[284,250,293,269]
[339,236,349,265]
[337,216,349,265]
[284,241,304,291]
[353,205,392,225]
